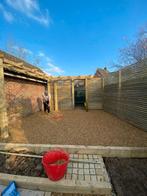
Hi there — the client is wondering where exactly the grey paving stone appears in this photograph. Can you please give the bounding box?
[73,168,78,174]
[78,169,84,175]
[0,185,46,196]
[91,175,97,182]
[90,164,95,169]
[78,174,84,181]
[84,163,89,168]
[19,189,45,196]
[84,168,90,175]
[78,163,83,168]
[90,168,96,175]
[85,175,91,181]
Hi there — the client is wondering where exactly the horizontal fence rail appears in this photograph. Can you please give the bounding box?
[103,59,147,131]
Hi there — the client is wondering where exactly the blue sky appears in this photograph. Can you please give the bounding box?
[0,0,147,76]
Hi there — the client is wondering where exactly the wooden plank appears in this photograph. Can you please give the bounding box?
[0,173,111,195]
[50,75,97,81]
[47,81,52,111]
[54,82,58,111]
[104,59,147,131]
[4,64,48,81]
[85,78,88,104]
[87,78,103,109]
[4,72,47,84]
[57,80,72,110]
[0,59,9,139]
[72,80,75,109]
[118,70,121,89]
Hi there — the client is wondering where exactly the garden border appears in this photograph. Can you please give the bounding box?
[0,143,147,157]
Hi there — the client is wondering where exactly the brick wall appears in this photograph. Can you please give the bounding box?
[4,76,46,120]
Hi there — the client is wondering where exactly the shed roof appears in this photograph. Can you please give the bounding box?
[0,50,49,81]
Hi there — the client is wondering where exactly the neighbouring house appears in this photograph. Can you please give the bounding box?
[95,67,109,78]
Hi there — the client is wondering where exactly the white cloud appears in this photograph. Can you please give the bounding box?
[38,51,45,57]
[37,51,64,75]
[38,51,53,62]
[12,45,33,55]
[47,62,64,75]
[0,3,14,23]
[6,0,51,26]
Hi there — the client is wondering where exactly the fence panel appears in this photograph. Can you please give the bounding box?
[103,59,147,131]
[87,78,103,109]
[57,80,72,110]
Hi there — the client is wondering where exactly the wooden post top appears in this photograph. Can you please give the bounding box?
[0,53,4,58]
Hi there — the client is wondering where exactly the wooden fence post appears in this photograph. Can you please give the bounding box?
[85,78,88,103]
[47,81,52,111]
[118,70,121,89]
[54,82,58,111]
[0,57,9,139]
[71,80,75,109]
[102,78,105,90]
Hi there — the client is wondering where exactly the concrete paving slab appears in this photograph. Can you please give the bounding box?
[0,184,51,196]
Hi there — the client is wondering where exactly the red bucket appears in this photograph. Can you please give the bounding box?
[42,150,69,181]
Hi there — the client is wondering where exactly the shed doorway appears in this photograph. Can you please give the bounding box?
[74,80,85,107]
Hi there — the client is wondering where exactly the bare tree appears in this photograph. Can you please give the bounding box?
[120,25,147,65]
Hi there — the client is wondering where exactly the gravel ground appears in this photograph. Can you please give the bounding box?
[3,109,147,146]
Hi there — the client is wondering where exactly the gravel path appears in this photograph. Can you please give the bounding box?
[4,109,147,146]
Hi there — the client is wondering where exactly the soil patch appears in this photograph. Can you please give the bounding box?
[0,152,47,178]
[104,158,147,196]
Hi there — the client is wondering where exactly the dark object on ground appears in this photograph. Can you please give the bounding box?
[84,102,88,112]
[104,158,147,196]
[43,101,50,113]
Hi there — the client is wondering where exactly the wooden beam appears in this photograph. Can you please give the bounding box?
[50,75,95,81]
[54,82,58,111]
[85,78,88,104]
[0,53,4,58]
[118,70,121,89]
[102,78,105,90]
[0,58,9,139]
[4,65,48,81]
[4,72,47,84]
[3,58,49,80]
[3,58,22,67]
[47,82,52,111]
[71,80,75,109]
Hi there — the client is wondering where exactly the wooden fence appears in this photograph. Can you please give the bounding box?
[48,77,103,111]
[103,59,147,131]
